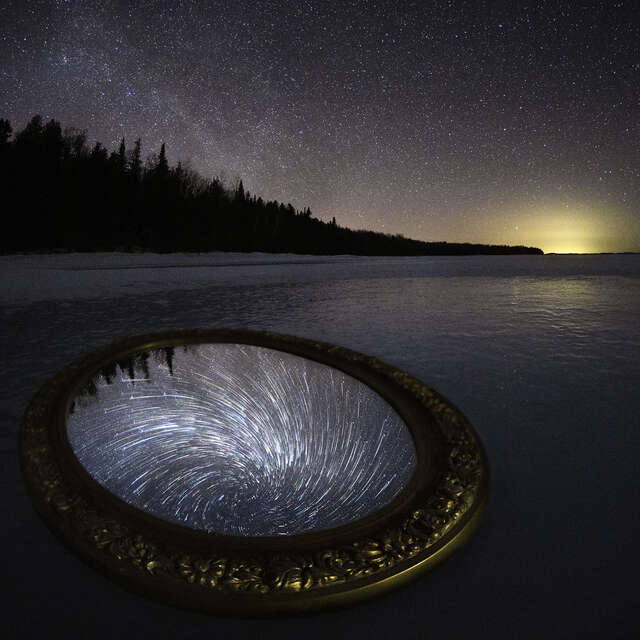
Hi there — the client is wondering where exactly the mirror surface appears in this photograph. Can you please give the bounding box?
[66,343,417,536]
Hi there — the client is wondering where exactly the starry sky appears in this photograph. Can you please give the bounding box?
[2,0,639,253]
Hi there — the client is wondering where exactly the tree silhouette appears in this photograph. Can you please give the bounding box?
[0,118,13,146]
[113,138,126,172]
[0,114,544,256]
[128,138,142,182]
[156,142,169,178]
[234,179,245,203]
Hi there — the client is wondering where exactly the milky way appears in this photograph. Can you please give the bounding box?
[66,343,417,536]
[1,1,638,252]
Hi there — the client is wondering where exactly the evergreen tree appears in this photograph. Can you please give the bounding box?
[234,179,245,202]
[63,127,88,158]
[43,119,63,153]
[128,138,142,181]
[16,114,43,146]
[117,138,126,171]
[0,118,12,146]
[156,142,169,178]
[91,141,108,163]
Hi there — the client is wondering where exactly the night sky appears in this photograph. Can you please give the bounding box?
[2,0,639,253]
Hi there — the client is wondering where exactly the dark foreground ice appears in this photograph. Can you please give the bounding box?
[2,252,639,638]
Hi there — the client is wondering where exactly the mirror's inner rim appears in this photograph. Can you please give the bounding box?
[57,334,440,545]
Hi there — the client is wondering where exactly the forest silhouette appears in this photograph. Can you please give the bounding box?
[1,115,543,255]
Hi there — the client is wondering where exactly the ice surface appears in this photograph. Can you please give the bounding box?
[2,250,638,305]
[3,252,640,637]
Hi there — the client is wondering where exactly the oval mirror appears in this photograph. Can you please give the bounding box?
[20,329,489,615]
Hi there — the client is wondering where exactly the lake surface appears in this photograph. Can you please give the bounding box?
[2,252,639,638]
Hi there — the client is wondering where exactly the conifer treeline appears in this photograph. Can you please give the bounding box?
[0,116,543,255]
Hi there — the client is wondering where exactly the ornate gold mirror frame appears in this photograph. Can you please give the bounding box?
[20,329,489,615]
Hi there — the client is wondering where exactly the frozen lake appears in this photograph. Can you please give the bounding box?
[2,252,639,637]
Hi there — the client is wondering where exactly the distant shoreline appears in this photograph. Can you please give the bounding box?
[7,248,640,258]
[1,243,544,257]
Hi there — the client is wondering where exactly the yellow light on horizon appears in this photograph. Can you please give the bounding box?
[496,201,638,254]
[533,214,600,254]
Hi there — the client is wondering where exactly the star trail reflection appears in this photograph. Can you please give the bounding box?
[66,343,417,536]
